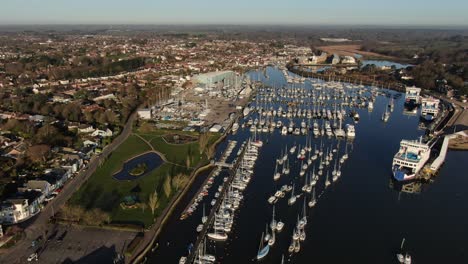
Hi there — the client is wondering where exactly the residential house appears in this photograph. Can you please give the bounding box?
[78,124,95,134]
[137,108,152,120]
[42,168,71,191]
[91,128,113,138]
[61,158,82,174]
[80,145,95,159]
[52,94,71,103]
[0,199,31,224]
[341,56,356,64]
[29,115,45,123]
[60,152,83,173]
[21,180,51,204]
[0,191,41,224]
[83,140,98,147]
[329,54,341,65]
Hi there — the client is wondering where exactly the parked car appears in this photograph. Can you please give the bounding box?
[27,253,38,262]
[44,194,57,202]
[57,231,67,242]
[47,230,58,242]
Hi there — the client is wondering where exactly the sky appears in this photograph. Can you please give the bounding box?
[1,0,467,26]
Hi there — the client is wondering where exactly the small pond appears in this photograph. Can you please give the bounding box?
[113,152,164,181]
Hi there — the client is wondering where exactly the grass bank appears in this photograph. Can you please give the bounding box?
[68,128,219,228]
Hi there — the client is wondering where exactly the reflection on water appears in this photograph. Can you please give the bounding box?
[361,60,412,69]
[389,178,425,194]
[147,67,468,264]
[112,152,163,181]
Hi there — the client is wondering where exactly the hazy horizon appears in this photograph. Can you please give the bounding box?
[2,0,468,27]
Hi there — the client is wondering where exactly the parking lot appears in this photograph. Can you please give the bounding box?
[24,225,137,264]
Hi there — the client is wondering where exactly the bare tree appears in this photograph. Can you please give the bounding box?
[148,190,160,216]
[206,145,215,159]
[198,133,210,154]
[163,175,172,198]
[172,173,189,190]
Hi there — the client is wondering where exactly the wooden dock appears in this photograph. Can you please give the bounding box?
[179,142,239,221]
[186,144,247,263]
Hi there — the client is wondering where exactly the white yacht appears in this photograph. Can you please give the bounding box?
[420,97,440,122]
[281,126,288,135]
[273,164,281,181]
[308,187,317,208]
[276,221,284,232]
[288,184,297,205]
[334,119,345,138]
[382,106,390,122]
[243,106,250,117]
[346,124,356,138]
[368,101,374,111]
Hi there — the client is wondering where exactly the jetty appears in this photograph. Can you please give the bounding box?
[186,144,247,263]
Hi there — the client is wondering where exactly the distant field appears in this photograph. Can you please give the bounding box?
[317,44,394,59]
[69,129,219,228]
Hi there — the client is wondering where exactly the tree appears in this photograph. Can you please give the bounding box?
[141,203,147,213]
[83,111,94,123]
[26,145,51,164]
[206,145,215,159]
[139,122,153,133]
[35,124,59,144]
[163,175,172,198]
[444,74,464,90]
[104,110,117,124]
[62,103,81,122]
[198,133,210,154]
[411,60,445,90]
[172,173,189,191]
[2,119,23,132]
[148,190,159,216]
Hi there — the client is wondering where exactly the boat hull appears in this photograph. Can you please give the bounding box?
[256,245,270,260]
[393,168,417,181]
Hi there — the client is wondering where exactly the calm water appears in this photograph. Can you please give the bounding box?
[361,60,412,69]
[113,152,163,180]
[147,67,468,264]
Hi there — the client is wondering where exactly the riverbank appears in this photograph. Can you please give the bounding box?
[128,162,215,264]
[316,44,413,63]
[286,64,405,91]
[129,96,251,263]
[429,93,468,135]
[448,131,468,150]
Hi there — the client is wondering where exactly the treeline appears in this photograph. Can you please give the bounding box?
[6,57,148,81]
[361,35,468,64]
[0,84,141,127]
[410,61,467,94]
[361,36,467,95]
[0,94,120,126]
[53,57,147,80]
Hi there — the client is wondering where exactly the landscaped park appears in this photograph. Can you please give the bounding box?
[63,124,220,229]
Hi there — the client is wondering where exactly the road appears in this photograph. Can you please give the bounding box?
[430,93,468,128]
[0,112,137,263]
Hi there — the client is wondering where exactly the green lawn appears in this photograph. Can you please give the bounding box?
[69,130,218,228]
